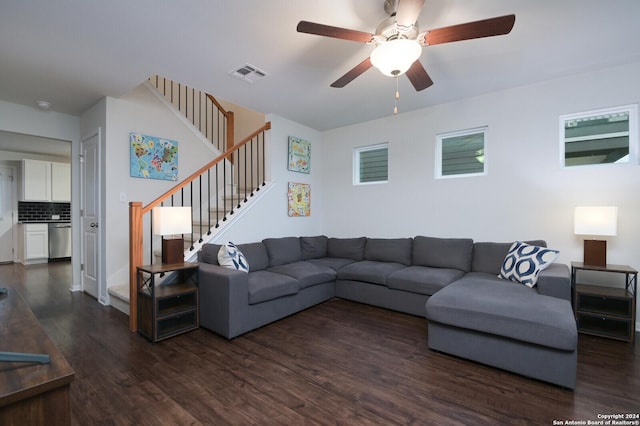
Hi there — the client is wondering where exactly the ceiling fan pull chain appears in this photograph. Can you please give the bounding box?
[394,75,399,114]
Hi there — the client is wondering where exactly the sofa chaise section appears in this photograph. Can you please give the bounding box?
[425,241,577,389]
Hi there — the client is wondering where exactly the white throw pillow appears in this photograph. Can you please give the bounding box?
[217,242,249,273]
[498,241,559,288]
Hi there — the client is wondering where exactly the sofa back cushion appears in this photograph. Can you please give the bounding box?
[327,237,366,261]
[301,235,328,260]
[262,237,302,266]
[237,242,270,271]
[365,238,413,265]
[200,243,222,265]
[472,240,547,275]
[412,236,474,272]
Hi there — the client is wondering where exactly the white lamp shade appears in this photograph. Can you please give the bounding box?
[370,39,422,77]
[152,206,192,236]
[574,206,618,236]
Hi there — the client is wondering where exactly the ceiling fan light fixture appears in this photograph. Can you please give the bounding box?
[370,38,421,77]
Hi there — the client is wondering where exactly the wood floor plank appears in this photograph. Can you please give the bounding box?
[1,262,639,425]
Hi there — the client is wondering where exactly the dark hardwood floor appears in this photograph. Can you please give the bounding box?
[1,262,639,425]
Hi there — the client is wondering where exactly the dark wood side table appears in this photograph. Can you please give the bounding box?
[571,262,637,342]
[137,262,199,343]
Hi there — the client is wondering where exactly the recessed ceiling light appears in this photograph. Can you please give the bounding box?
[36,100,51,110]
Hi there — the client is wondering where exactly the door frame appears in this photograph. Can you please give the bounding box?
[0,164,18,263]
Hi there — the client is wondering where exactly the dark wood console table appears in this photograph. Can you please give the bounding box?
[0,287,75,424]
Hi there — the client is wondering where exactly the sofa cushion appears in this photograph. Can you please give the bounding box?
[387,266,465,296]
[300,235,328,260]
[200,243,221,265]
[268,261,336,289]
[499,241,559,287]
[217,242,249,272]
[337,260,406,285]
[412,236,473,272]
[327,237,366,261]
[365,238,413,266]
[307,257,356,271]
[262,237,302,266]
[425,275,577,351]
[237,242,269,271]
[471,240,547,275]
[248,270,299,304]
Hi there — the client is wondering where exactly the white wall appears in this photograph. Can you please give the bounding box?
[218,98,266,144]
[80,84,324,295]
[102,84,226,288]
[211,114,325,244]
[321,62,640,298]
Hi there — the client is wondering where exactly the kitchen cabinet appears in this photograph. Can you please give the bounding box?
[22,159,71,202]
[22,223,49,264]
[22,159,51,201]
[51,162,71,202]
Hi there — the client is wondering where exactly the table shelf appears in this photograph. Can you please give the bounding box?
[571,262,637,343]
[137,262,199,343]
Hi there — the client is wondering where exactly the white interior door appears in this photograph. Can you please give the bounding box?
[81,130,102,301]
[0,166,16,263]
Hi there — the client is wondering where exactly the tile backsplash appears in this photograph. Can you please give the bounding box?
[18,202,71,222]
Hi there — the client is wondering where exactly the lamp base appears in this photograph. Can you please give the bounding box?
[583,239,607,267]
[162,237,184,265]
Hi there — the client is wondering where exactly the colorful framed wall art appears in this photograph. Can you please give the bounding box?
[288,182,310,217]
[130,133,179,181]
[288,136,311,174]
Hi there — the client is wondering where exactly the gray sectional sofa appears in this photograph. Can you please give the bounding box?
[197,235,577,388]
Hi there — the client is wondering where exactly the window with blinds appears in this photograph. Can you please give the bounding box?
[354,143,388,185]
[436,127,487,179]
[560,105,637,167]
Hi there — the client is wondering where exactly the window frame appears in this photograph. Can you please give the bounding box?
[435,126,488,179]
[353,142,389,186]
[559,104,638,168]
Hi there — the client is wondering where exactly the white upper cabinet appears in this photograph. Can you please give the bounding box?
[22,159,51,201]
[51,162,71,202]
[22,159,71,202]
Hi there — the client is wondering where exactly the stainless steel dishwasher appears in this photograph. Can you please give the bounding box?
[48,223,71,260]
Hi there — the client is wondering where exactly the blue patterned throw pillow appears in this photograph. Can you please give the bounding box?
[217,242,249,273]
[499,241,559,288]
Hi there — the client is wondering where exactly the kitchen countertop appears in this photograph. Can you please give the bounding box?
[18,221,71,224]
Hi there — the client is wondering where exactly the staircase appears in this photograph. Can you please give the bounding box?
[121,76,271,329]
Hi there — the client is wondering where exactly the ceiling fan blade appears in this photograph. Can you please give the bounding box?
[331,57,373,88]
[297,21,374,43]
[395,0,426,28]
[405,61,433,91]
[423,14,516,46]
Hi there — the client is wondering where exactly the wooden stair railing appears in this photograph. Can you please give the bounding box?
[129,122,271,332]
[149,75,235,153]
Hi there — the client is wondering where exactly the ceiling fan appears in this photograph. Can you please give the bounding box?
[297,0,515,93]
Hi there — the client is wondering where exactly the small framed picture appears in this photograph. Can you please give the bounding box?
[287,182,310,217]
[288,136,311,174]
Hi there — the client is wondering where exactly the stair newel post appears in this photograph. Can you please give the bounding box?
[129,201,143,332]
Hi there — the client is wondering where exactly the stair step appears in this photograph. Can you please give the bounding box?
[108,284,130,315]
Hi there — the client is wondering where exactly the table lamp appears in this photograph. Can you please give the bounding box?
[152,206,192,264]
[574,206,617,267]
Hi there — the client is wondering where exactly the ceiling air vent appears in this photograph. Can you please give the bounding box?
[229,63,268,84]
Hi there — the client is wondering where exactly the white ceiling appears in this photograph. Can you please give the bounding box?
[1,0,640,131]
